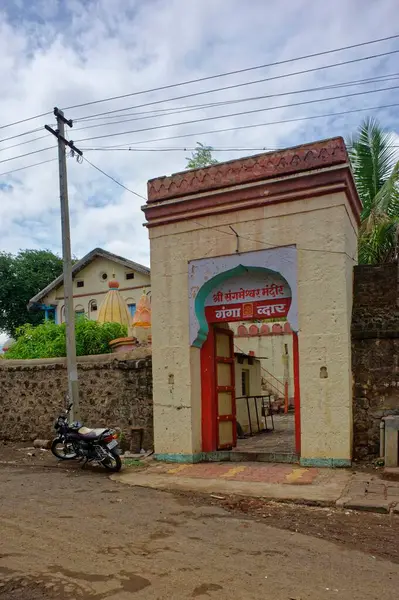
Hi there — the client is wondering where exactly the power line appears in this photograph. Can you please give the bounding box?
[1,34,398,135]
[0,133,49,153]
[64,33,399,114]
[87,146,283,152]
[189,221,357,262]
[75,84,399,144]
[0,111,52,132]
[0,158,57,178]
[74,47,399,122]
[81,145,399,153]
[81,156,147,201]
[81,101,399,149]
[72,73,399,134]
[74,72,399,124]
[0,127,43,144]
[109,177,356,260]
[0,145,55,166]
[5,73,398,157]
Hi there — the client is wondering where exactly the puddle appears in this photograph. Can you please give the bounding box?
[192,583,223,597]
[0,571,151,599]
[48,565,110,583]
[148,530,173,541]
[118,571,151,593]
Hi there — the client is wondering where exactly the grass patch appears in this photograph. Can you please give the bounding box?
[122,458,146,468]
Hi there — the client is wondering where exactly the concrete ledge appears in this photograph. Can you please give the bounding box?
[300,458,351,468]
[382,467,399,481]
[154,451,299,464]
[154,453,204,463]
[337,498,392,514]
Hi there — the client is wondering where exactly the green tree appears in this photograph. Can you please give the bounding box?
[347,118,399,264]
[186,142,218,169]
[5,319,127,360]
[0,249,63,335]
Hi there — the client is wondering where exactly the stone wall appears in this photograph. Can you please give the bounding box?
[352,263,399,460]
[0,350,153,450]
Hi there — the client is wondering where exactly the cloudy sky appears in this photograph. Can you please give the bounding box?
[0,0,399,270]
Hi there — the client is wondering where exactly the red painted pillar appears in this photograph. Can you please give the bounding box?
[284,381,289,414]
[292,331,301,455]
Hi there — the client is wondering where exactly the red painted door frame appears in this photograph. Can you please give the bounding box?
[214,327,237,450]
[201,325,237,452]
[201,323,301,456]
[201,325,217,452]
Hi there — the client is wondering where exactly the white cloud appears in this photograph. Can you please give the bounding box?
[0,0,398,264]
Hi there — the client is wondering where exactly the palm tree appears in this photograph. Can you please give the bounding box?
[347,117,399,264]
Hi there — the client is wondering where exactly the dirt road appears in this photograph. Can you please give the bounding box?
[0,462,398,599]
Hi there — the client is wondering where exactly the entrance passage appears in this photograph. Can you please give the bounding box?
[199,260,300,460]
[201,320,300,459]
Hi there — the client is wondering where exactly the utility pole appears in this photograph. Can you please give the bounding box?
[45,108,83,422]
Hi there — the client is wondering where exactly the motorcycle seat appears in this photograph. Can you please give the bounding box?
[77,427,108,440]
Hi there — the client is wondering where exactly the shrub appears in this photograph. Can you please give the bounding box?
[4,318,127,360]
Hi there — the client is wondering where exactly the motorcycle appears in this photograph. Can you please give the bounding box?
[51,404,122,472]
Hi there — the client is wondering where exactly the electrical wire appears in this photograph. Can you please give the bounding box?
[64,33,399,114]
[0,112,52,132]
[81,144,399,153]
[72,73,399,134]
[81,101,399,149]
[81,156,147,201]
[74,72,399,124]
[0,133,50,153]
[1,34,398,134]
[0,145,55,166]
[75,84,399,144]
[0,127,43,144]
[5,74,398,157]
[5,71,396,156]
[0,158,57,178]
[88,147,283,152]
[187,220,357,261]
[104,173,356,260]
[73,48,399,122]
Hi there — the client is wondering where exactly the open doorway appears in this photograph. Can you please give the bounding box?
[201,319,299,461]
[198,262,300,462]
[233,323,297,459]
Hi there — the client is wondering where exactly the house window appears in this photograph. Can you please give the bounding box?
[241,369,250,396]
[76,280,84,288]
[75,304,85,320]
[100,272,108,281]
[89,300,97,313]
[128,303,136,317]
[126,272,135,280]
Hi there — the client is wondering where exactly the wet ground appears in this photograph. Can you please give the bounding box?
[234,413,295,454]
[0,458,398,599]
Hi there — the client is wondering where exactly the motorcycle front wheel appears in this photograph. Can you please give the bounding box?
[101,450,122,472]
[51,438,77,460]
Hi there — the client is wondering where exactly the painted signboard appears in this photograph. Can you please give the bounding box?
[204,271,291,324]
[188,246,297,347]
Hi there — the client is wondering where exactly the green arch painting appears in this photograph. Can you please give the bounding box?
[193,264,291,348]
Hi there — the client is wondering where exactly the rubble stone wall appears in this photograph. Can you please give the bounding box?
[0,350,153,450]
[352,264,399,460]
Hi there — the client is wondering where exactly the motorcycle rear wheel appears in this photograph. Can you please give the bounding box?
[101,450,122,472]
[51,438,77,460]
